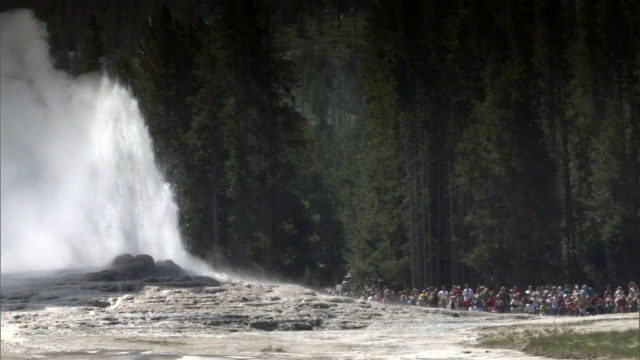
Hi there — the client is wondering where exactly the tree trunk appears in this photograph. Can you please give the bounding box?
[435,167,442,286]
[407,137,424,289]
[605,241,615,285]
[423,156,432,286]
[560,115,577,283]
[211,148,220,266]
[448,160,458,286]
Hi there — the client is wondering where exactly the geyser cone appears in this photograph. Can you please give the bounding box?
[0,9,197,273]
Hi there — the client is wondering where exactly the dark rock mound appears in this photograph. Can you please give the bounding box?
[155,259,183,277]
[114,254,155,275]
[86,254,184,281]
[84,270,122,282]
[84,254,221,288]
[250,320,279,331]
[112,253,135,268]
[142,275,220,287]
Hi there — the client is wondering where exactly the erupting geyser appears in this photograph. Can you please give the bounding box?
[1,10,202,273]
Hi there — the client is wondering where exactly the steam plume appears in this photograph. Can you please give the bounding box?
[1,9,204,273]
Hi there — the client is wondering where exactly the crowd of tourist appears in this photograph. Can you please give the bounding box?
[339,279,639,316]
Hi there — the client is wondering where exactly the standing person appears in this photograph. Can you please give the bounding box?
[429,289,439,308]
[628,282,639,298]
[498,287,510,313]
[614,286,625,299]
[548,293,560,315]
[340,274,351,296]
[463,284,474,303]
[510,292,522,313]
[615,295,628,313]
[580,285,589,298]
[438,286,449,308]
[605,296,615,313]
[595,295,606,314]
[448,295,459,310]
[525,298,538,314]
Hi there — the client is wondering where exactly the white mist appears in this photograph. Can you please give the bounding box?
[1,10,207,274]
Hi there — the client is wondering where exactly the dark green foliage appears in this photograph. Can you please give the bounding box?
[456,1,563,286]
[352,0,638,290]
[131,6,204,264]
[80,16,105,74]
[571,0,640,285]
[4,0,638,289]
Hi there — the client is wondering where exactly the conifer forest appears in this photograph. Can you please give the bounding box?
[3,0,639,291]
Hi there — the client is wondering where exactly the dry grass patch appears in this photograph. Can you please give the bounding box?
[479,327,639,359]
[261,344,286,353]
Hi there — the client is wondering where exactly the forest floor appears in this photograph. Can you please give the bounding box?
[1,270,638,360]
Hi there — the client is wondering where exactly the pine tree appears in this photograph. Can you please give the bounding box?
[80,16,105,73]
[133,5,201,252]
[456,0,562,287]
[203,0,316,277]
[575,0,640,285]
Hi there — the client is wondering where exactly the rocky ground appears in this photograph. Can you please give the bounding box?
[1,257,638,359]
